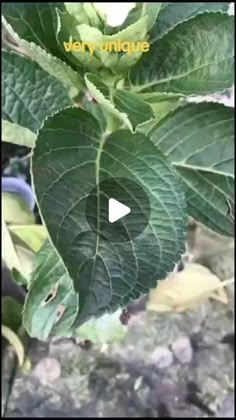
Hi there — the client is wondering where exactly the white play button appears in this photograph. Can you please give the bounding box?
[108,198,131,223]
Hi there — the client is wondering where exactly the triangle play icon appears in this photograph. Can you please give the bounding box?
[108,198,131,223]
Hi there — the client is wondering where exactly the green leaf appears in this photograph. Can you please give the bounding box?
[2,193,35,225]
[81,98,108,132]
[141,2,162,30]
[9,225,48,253]
[64,3,90,25]
[2,51,72,134]
[150,2,231,42]
[83,3,104,28]
[2,297,23,333]
[55,8,85,69]
[32,107,187,325]
[23,239,79,340]
[139,93,183,122]
[149,103,234,236]
[65,2,104,28]
[2,17,84,90]
[85,73,154,131]
[2,2,65,59]
[2,120,37,148]
[113,3,161,32]
[179,169,234,237]
[23,239,126,342]
[68,15,149,73]
[129,12,234,95]
[113,90,155,131]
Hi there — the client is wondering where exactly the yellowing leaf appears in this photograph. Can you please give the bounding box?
[2,217,35,281]
[2,325,25,366]
[148,263,233,312]
[2,193,35,225]
[2,217,22,273]
[9,225,48,253]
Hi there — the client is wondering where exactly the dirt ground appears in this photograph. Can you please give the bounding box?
[2,224,234,418]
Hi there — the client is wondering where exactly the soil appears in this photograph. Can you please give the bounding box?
[2,226,234,418]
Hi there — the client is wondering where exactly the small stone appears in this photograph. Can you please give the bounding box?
[149,346,173,369]
[134,376,143,391]
[33,358,61,385]
[172,336,193,364]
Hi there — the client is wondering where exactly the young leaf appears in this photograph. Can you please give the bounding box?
[150,2,231,42]
[2,51,72,135]
[65,2,103,28]
[69,16,148,73]
[85,73,154,131]
[149,103,234,236]
[129,12,234,95]
[113,3,161,32]
[32,107,187,325]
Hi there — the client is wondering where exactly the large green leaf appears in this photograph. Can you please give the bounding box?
[2,51,72,134]
[149,103,234,236]
[2,3,65,59]
[85,73,154,131]
[2,17,84,90]
[23,239,127,341]
[129,12,234,95]
[32,107,187,325]
[150,2,231,42]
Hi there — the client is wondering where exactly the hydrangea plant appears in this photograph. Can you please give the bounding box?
[2,3,234,341]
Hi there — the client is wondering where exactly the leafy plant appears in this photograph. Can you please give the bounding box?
[2,3,234,340]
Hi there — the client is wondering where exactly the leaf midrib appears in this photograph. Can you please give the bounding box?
[131,55,233,93]
[173,162,233,177]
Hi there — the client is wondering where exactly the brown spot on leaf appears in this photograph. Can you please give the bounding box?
[42,285,58,306]
[55,304,66,323]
